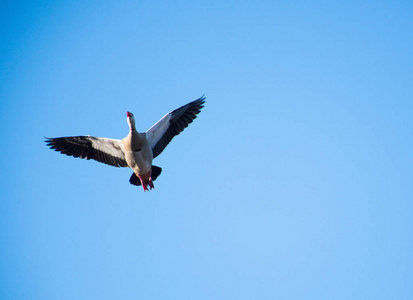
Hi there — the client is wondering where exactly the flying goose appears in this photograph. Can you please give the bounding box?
[45,96,205,191]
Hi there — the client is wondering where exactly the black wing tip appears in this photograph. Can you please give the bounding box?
[44,136,67,148]
[44,137,56,148]
[195,95,206,105]
[188,95,206,111]
[189,95,206,105]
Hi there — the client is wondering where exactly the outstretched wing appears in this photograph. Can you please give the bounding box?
[145,96,205,159]
[45,136,129,167]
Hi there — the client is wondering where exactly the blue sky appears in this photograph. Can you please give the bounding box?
[1,1,412,299]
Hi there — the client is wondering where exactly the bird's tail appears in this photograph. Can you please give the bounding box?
[129,165,162,186]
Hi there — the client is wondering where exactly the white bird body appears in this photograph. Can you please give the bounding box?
[45,96,205,191]
[122,128,153,176]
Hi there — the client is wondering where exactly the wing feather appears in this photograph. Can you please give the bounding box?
[146,96,205,159]
[45,136,129,167]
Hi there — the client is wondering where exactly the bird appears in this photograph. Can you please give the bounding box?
[45,96,205,191]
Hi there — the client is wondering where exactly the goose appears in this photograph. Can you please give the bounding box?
[45,96,205,191]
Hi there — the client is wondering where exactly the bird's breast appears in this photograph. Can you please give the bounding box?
[125,147,153,175]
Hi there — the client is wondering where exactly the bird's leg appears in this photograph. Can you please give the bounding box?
[141,181,149,191]
[148,177,155,190]
[138,171,153,191]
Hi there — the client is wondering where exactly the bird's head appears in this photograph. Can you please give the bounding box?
[126,111,136,131]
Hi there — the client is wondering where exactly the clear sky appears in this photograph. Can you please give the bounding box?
[1,1,412,299]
